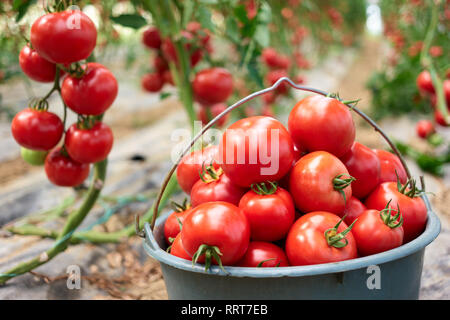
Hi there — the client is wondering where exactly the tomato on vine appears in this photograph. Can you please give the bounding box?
[44,148,90,187]
[142,27,162,50]
[30,10,97,64]
[193,68,233,106]
[19,45,58,83]
[141,72,164,93]
[64,121,113,164]
[11,108,63,151]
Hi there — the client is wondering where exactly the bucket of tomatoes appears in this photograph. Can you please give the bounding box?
[141,78,441,300]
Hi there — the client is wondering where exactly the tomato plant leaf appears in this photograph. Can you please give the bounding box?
[197,6,214,32]
[13,0,36,22]
[225,17,240,43]
[110,14,147,29]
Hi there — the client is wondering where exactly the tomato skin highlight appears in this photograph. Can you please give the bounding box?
[193,68,233,105]
[44,148,90,187]
[181,201,250,266]
[61,63,118,116]
[218,116,295,187]
[285,211,358,266]
[65,122,113,164]
[176,145,219,194]
[30,11,97,64]
[238,242,289,267]
[288,95,355,157]
[416,70,435,94]
[372,149,407,184]
[239,187,295,242]
[170,234,191,260]
[365,182,427,243]
[11,108,63,151]
[340,142,381,199]
[164,209,192,245]
[352,209,404,256]
[289,151,352,215]
[19,45,57,82]
[416,120,435,139]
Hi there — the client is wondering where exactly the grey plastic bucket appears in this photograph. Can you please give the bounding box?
[143,195,440,300]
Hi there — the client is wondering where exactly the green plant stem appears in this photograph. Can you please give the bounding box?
[0,160,107,285]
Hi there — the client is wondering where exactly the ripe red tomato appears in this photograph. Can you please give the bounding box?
[142,27,161,49]
[64,122,113,164]
[19,45,57,82]
[265,69,289,94]
[339,196,366,226]
[218,116,295,187]
[197,103,229,127]
[352,209,404,256]
[30,11,97,64]
[181,201,250,267]
[193,68,233,105]
[161,33,203,67]
[164,205,192,245]
[176,145,219,194]
[435,109,449,127]
[285,211,358,266]
[190,168,247,207]
[169,234,191,260]
[288,95,355,157]
[340,142,381,199]
[141,72,164,92]
[416,119,435,139]
[239,184,295,241]
[238,242,289,267]
[11,108,63,151]
[372,149,407,184]
[416,70,435,94]
[365,181,427,243]
[44,148,90,187]
[162,70,174,86]
[153,54,168,73]
[261,48,280,68]
[289,151,353,215]
[61,63,118,116]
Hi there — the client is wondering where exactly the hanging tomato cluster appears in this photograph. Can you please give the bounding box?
[12,9,117,187]
[164,94,428,270]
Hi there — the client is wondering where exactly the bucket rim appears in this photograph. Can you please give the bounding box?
[143,195,441,278]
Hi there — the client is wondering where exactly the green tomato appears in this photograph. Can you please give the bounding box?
[21,147,48,166]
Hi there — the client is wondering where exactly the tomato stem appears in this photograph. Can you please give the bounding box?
[333,173,355,203]
[379,200,403,229]
[192,244,226,273]
[324,215,356,248]
[250,181,278,195]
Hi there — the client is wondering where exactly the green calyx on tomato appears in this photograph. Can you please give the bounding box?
[250,181,278,195]
[396,173,424,198]
[379,200,403,229]
[76,115,100,130]
[256,258,280,268]
[324,215,357,248]
[326,92,361,107]
[333,173,356,203]
[192,244,226,273]
[199,163,223,183]
[171,198,191,213]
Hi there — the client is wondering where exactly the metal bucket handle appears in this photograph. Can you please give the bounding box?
[146,77,415,232]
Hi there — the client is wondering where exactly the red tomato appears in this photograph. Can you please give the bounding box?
[142,27,161,49]
[218,116,295,187]
[365,181,427,243]
[61,63,118,116]
[176,145,219,194]
[141,72,164,92]
[161,33,203,67]
[265,69,289,94]
[19,45,57,82]
[11,108,63,151]
[164,205,192,245]
[339,196,366,226]
[372,149,407,184]
[238,242,289,267]
[239,184,295,241]
[181,201,250,267]
[289,151,353,215]
[261,48,280,68]
[30,11,97,64]
[44,148,90,187]
[288,95,355,157]
[193,68,233,105]
[197,103,229,127]
[435,109,449,127]
[340,142,381,199]
[64,122,113,164]
[153,54,168,73]
[170,234,191,260]
[190,167,247,207]
[416,70,434,94]
[416,119,435,139]
[262,91,277,105]
[285,211,358,266]
[162,70,174,86]
[352,209,404,256]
